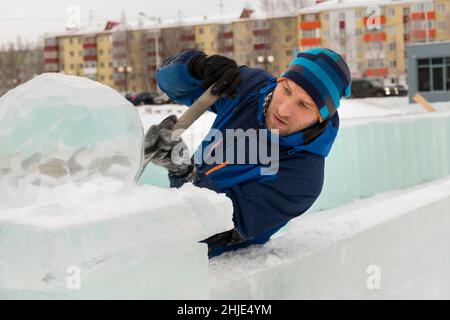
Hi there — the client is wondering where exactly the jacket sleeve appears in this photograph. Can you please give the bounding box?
[156,50,207,108]
[156,50,272,115]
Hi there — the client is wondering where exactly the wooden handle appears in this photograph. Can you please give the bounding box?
[173,86,219,132]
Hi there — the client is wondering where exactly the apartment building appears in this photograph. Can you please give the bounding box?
[299,0,450,86]
[42,1,449,92]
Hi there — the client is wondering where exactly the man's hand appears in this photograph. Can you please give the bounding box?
[144,115,193,178]
[188,53,242,97]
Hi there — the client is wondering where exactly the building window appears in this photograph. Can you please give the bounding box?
[417,57,450,91]
[199,28,204,34]
[339,12,345,20]
[100,62,105,68]
[69,38,73,45]
[356,28,362,35]
[285,35,292,42]
[433,66,444,90]
[403,7,410,15]
[439,22,446,30]
[99,49,104,55]
[388,8,396,16]
[70,64,74,70]
[389,43,396,50]
[79,51,82,57]
[447,65,450,90]
[322,13,329,21]
[284,20,292,27]
[109,62,113,67]
[437,3,445,12]
[100,75,105,81]
[70,51,74,57]
[390,60,397,68]
[416,68,428,89]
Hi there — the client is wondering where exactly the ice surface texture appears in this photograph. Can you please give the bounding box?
[0,182,233,299]
[0,74,144,208]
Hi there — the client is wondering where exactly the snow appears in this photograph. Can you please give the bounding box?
[298,0,427,13]
[208,175,450,299]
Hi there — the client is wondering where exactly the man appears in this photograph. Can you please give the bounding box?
[145,48,351,258]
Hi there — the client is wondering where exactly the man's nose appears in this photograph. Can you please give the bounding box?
[278,100,293,118]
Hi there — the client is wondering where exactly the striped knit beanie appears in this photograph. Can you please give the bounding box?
[281,48,351,122]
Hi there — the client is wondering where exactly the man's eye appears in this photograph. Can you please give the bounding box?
[299,102,311,110]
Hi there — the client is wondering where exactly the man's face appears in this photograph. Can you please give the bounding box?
[265,78,320,136]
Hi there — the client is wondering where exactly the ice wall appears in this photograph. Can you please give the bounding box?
[209,176,450,299]
[0,182,233,299]
[304,113,450,212]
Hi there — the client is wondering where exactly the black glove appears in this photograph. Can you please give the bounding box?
[201,228,246,246]
[144,115,193,178]
[188,53,242,97]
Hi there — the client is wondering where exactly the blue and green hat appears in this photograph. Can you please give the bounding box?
[281,48,351,122]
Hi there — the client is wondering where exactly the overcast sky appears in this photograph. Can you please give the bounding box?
[0,0,262,45]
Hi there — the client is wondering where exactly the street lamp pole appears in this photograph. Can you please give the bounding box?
[118,65,133,94]
[257,54,275,72]
[139,12,161,93]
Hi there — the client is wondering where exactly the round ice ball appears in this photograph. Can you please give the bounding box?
[0,73,144,207]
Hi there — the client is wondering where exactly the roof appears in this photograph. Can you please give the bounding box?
[298,0,428,13]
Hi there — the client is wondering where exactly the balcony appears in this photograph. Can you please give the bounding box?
[299,21,321,30]
[411,11,435,20]
[253,43,269,50]
[180,34,195,42]
[44,58,59,64]
[83,43,97,49]
[252,29,269,36]
[411,29,436,39]
[300,38,321,46]
[84,55,97,62]
[223,45,234,52]
[364,68,388,77]
[219,31,233,39]
[364,32,386,42]
[44,45,58,52]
